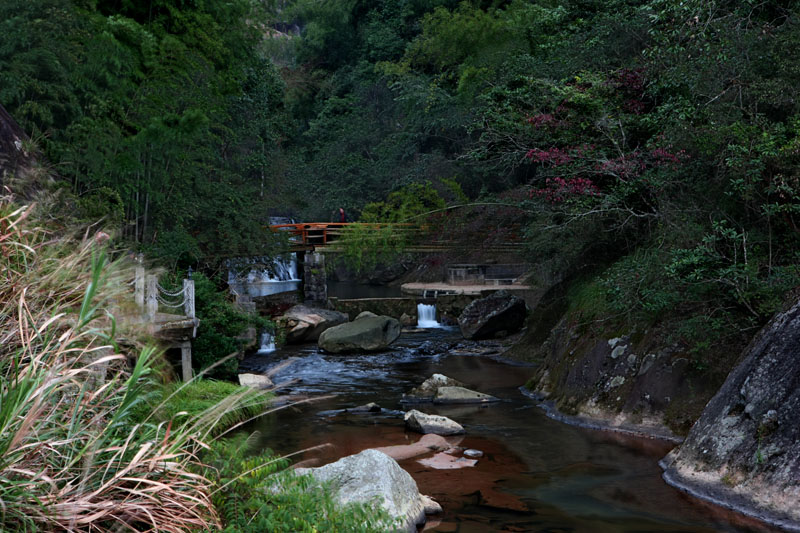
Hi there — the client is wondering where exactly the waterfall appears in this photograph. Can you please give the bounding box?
[417,303,442,328]
[228,254,301,297]
[257,332,276,354]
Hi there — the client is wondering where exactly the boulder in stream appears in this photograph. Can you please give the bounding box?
[276,305,348,344]
[296,449,430,532]
[458,290,528,340]
[402,373,464,403]
[660,296,800,530]
[318,314,401,353]
[237,372,273,389]
[404,409,465,435]
[403,374,499,404]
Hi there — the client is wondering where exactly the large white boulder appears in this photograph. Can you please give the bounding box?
[277,305,349,344]
[296,449,429,532]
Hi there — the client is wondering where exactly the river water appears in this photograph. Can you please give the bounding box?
[241,327,779,533]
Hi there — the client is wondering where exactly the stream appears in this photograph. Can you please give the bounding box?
[240,327,779,533]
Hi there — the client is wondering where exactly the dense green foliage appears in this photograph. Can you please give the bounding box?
[190,272,273,379]
[280,0,800,361]
[0,0,288,267]
[3,0,800,365]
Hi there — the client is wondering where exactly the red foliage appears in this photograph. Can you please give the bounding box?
[530,177,599,204]
[525,147,572,165]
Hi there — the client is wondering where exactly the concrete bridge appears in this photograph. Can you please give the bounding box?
[133,260,198,382]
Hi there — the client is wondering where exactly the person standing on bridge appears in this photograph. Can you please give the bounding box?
[338,207,348,223]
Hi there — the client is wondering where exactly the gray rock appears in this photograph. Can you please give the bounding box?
[318,314,401,353]
[296,449,426,532]
[355,311,378,320]
[458,290,528,340]
[404,409,465,435]
[434,386,499,404]
[661,297,800,529]
[237,372,273,389]
[610,345,627,359]
[277,305,348,344]
[638,353,656,376]
[463,449,484,458]
[607,376,625,389]
[403,374,465,403]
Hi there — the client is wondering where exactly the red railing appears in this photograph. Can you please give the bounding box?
[269,223,417,247]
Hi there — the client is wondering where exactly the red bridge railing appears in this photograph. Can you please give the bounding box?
[269,223,417,248]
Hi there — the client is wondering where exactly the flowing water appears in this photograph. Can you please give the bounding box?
[227,254,301,297]
[240,328,779,533]
[417,303,442,328]
[256,332,276,354]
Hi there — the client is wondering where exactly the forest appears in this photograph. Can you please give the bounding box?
[1,0,800,530]
[3,0,799,363]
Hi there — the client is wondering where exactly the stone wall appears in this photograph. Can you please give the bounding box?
[303,252,327,305]
[328,294,475,325]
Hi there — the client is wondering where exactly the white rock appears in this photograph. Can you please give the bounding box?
[404,409,465,435]
[237,373,273,389]
[297,449,426,532]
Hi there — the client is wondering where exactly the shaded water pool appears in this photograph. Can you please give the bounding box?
[241,328,779,533]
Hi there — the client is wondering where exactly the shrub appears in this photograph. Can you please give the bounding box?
[0,202,231,531]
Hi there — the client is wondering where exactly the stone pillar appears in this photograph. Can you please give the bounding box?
[303,252,327,306]
[180,341,192,382]
[146,274,158,320]
[134,265,145,308]
[183,278,195,318]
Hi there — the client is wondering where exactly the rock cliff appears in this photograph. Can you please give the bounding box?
[660,297,800,530]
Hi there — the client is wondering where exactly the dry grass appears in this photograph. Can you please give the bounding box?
[0,200,267,532]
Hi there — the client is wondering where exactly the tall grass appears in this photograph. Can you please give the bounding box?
[0,201,266,531]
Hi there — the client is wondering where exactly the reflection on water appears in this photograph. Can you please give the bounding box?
[240,329,780,533]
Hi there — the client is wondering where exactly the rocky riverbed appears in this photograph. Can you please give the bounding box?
[240,327,783,532]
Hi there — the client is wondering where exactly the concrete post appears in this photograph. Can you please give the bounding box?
[146,274,158,320]
[180,341,192,382]
[183,279,195,318]
[303,252,327,306]
[134,265,145,308]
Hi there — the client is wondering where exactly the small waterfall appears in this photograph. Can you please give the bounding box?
[228,254,301,297]
[257,332,276,354]
[417,303,442,328]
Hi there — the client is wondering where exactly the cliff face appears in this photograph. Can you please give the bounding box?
[660,297,800,530]
[514,310,728,438]
[0,104,32,176]
[0,104,47,198]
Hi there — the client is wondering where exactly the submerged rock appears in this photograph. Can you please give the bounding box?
[296,449,427,532]
[318,314,401,353]
[418,452,478,470]
[434,386,499,405]
[660,297,800,530]
[277,304,348,344]
[458,290,528,340]
[404,409,465,435]
[372,433,453,461]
